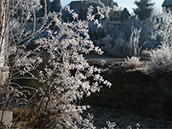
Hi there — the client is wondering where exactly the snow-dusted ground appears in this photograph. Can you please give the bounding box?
[85,106,172,129]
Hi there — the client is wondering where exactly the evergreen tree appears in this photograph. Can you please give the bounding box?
[133,0,154,20]
[120,8,131,21]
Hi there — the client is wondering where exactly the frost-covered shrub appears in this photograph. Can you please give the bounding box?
[98,16,154,57]
[109,25,144,57]
[101,35,113,51]
[0,1,112,128]
[152,10,172,45]
[124,56,142,69]
[147,43,172,74]
[29,6,112,128]
[147,10,172,74]
[110,38,132,56]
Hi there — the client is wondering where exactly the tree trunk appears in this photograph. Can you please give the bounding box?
[0,0,9,84]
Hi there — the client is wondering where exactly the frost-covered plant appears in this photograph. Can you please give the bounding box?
[147,10,172,74]
[0,1,112,128]
[147,43,172,74]
[124,56,142,69]
[101,122,140,129]
[0,0,48,127]
[152,10,172,44]
[129,26,143,56]
[28,6,112,128]
[102,121,116,129]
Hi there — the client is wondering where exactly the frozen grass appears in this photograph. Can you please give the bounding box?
[124,56,142,69]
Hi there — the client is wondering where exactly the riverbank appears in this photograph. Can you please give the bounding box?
[84,106,172,129]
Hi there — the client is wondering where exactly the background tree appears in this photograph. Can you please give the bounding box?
[133,0,154,20]
[120,8,131,21]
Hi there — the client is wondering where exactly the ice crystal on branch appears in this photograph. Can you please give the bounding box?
[0,1,112,128]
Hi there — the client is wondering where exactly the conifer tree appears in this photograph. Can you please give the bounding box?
[120,8,131,21]
[133,0,154,20]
